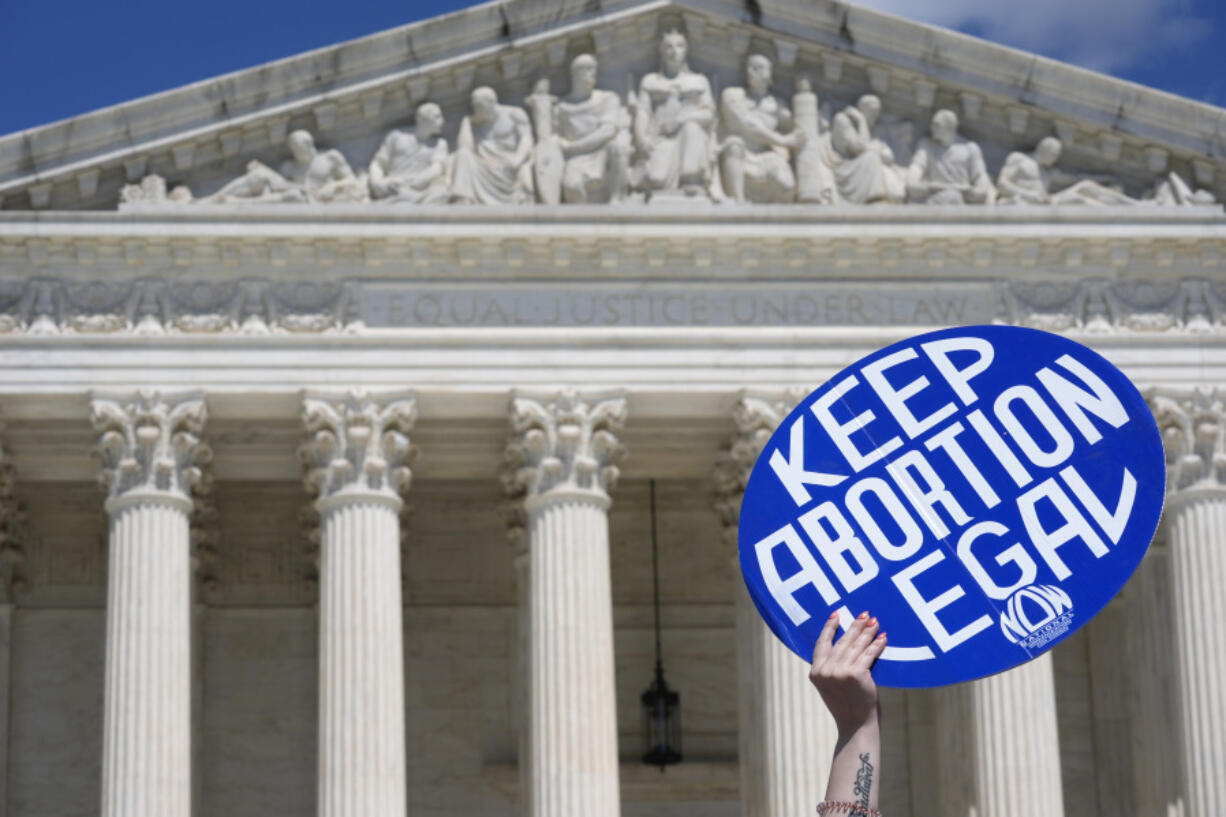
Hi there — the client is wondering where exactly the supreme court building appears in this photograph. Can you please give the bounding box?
[0,1,1224,816]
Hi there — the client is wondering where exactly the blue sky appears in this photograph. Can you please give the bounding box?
[2,0,1223,137]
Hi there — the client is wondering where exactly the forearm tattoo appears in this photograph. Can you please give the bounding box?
[851,753,874,817]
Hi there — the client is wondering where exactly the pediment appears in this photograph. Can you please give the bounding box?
[2,0,1224,211]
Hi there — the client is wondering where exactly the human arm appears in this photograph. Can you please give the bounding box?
[559,93,620,157]
[368,135,394,197]
[410,139,449,189]
[722,88,800,150]
[511,108,536,168]
[810,611,886,816]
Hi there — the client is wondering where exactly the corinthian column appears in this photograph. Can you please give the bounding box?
[504,389,626,817]
[91,390,209,817]
[947,654,1064,817]
[1149,388,1226,817]
[713,389,837,817]
[300,390,416,817]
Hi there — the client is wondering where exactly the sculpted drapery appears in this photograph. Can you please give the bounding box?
[118,34,1218,210]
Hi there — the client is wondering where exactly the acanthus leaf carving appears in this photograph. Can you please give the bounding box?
[298,389,418,505]
[711,388,807,554]
[1147,387,1226,493]
[89,390,211,508]
[503,388,626,511]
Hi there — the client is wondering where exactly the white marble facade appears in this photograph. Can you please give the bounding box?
[0,1,1225,816]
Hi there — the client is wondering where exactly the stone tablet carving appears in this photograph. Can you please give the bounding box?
[629,30,718,198]
[450,86,535,204]
[545,54,631,204]
[206,130,368,204]
[906,109,996,205]
[367,102,450,204]
[718,54,800,203]
[997,137,1138,206]
[818,95,906,205]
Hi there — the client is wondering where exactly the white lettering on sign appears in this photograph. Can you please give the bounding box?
[1059,465,1136,544]
[886,449,972,539]
[811,376,902,472]
[844,477,924,561]
[925,422,1002,509]
[922,336,995,405]
[754,337,1139,656]
[862,348,956,439]
[798,503,880,594]
[1018,478,1109,581]
[957,520,1037,600]
[1037,354,1129,444]
[754,524,840,625]
[768,417,848,506]
[891,549,993,652]
[995,385,1076,468]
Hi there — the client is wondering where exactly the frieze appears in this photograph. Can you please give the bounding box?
[0,274,1223,334]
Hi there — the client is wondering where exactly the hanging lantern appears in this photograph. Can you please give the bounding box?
[641,479,682,770]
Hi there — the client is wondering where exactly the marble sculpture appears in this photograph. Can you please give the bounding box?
[124,33,1217,209]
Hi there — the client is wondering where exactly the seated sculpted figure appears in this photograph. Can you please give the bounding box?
[997,137,1138,205]
[553,54,630,203]
[906,109,995,205]
[450,86,535,204]
[367,102,450,204]
[820,94,905,204]
[207,129,368,204]
[630,30,717,196]
[718,54,800,203]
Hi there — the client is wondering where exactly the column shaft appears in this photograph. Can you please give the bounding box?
[101,499,193,817]
[528,497,620,817]
[317,499,407,817]
[1167,492,1226,816]
[966,653,1064,817]
[735,581,836,817]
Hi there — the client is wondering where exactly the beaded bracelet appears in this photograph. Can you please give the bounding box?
[816,801,882,817]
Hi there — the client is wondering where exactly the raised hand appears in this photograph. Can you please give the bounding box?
[809,610,887,735]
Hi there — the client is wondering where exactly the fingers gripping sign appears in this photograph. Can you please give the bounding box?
[810,611,887,734]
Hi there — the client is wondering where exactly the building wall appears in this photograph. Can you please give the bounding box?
[0,473,1182,817]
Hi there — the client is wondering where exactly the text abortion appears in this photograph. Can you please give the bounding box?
[738,326,1165,687]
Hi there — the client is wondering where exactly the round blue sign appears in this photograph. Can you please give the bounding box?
[738,325,1165,688]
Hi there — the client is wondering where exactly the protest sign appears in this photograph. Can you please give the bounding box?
[738,325,1165,687]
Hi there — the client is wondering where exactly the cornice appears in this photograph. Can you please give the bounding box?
[2,0,1224,211]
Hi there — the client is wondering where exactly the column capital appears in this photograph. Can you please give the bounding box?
[503,388,626,512]
[298,389,417,513]
[90,389,209,514]
[712,388,807,550]
[1147,386,1226,496]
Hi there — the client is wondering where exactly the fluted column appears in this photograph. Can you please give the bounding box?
[713,390,837,817]
[969,655,1064,816]
[1150,389,1226,817]
[504,389,625,817]
[300,390,416,817]
[91,390,209,817]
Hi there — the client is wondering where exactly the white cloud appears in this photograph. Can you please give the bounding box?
[848,0,1211,73]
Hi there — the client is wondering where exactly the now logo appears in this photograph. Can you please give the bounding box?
[999,584,1073,645]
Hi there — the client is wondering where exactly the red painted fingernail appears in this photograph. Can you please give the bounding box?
[868,617,878,627]
[858,611,869,620]
[877,633,887,640]
[828,611,839,620]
